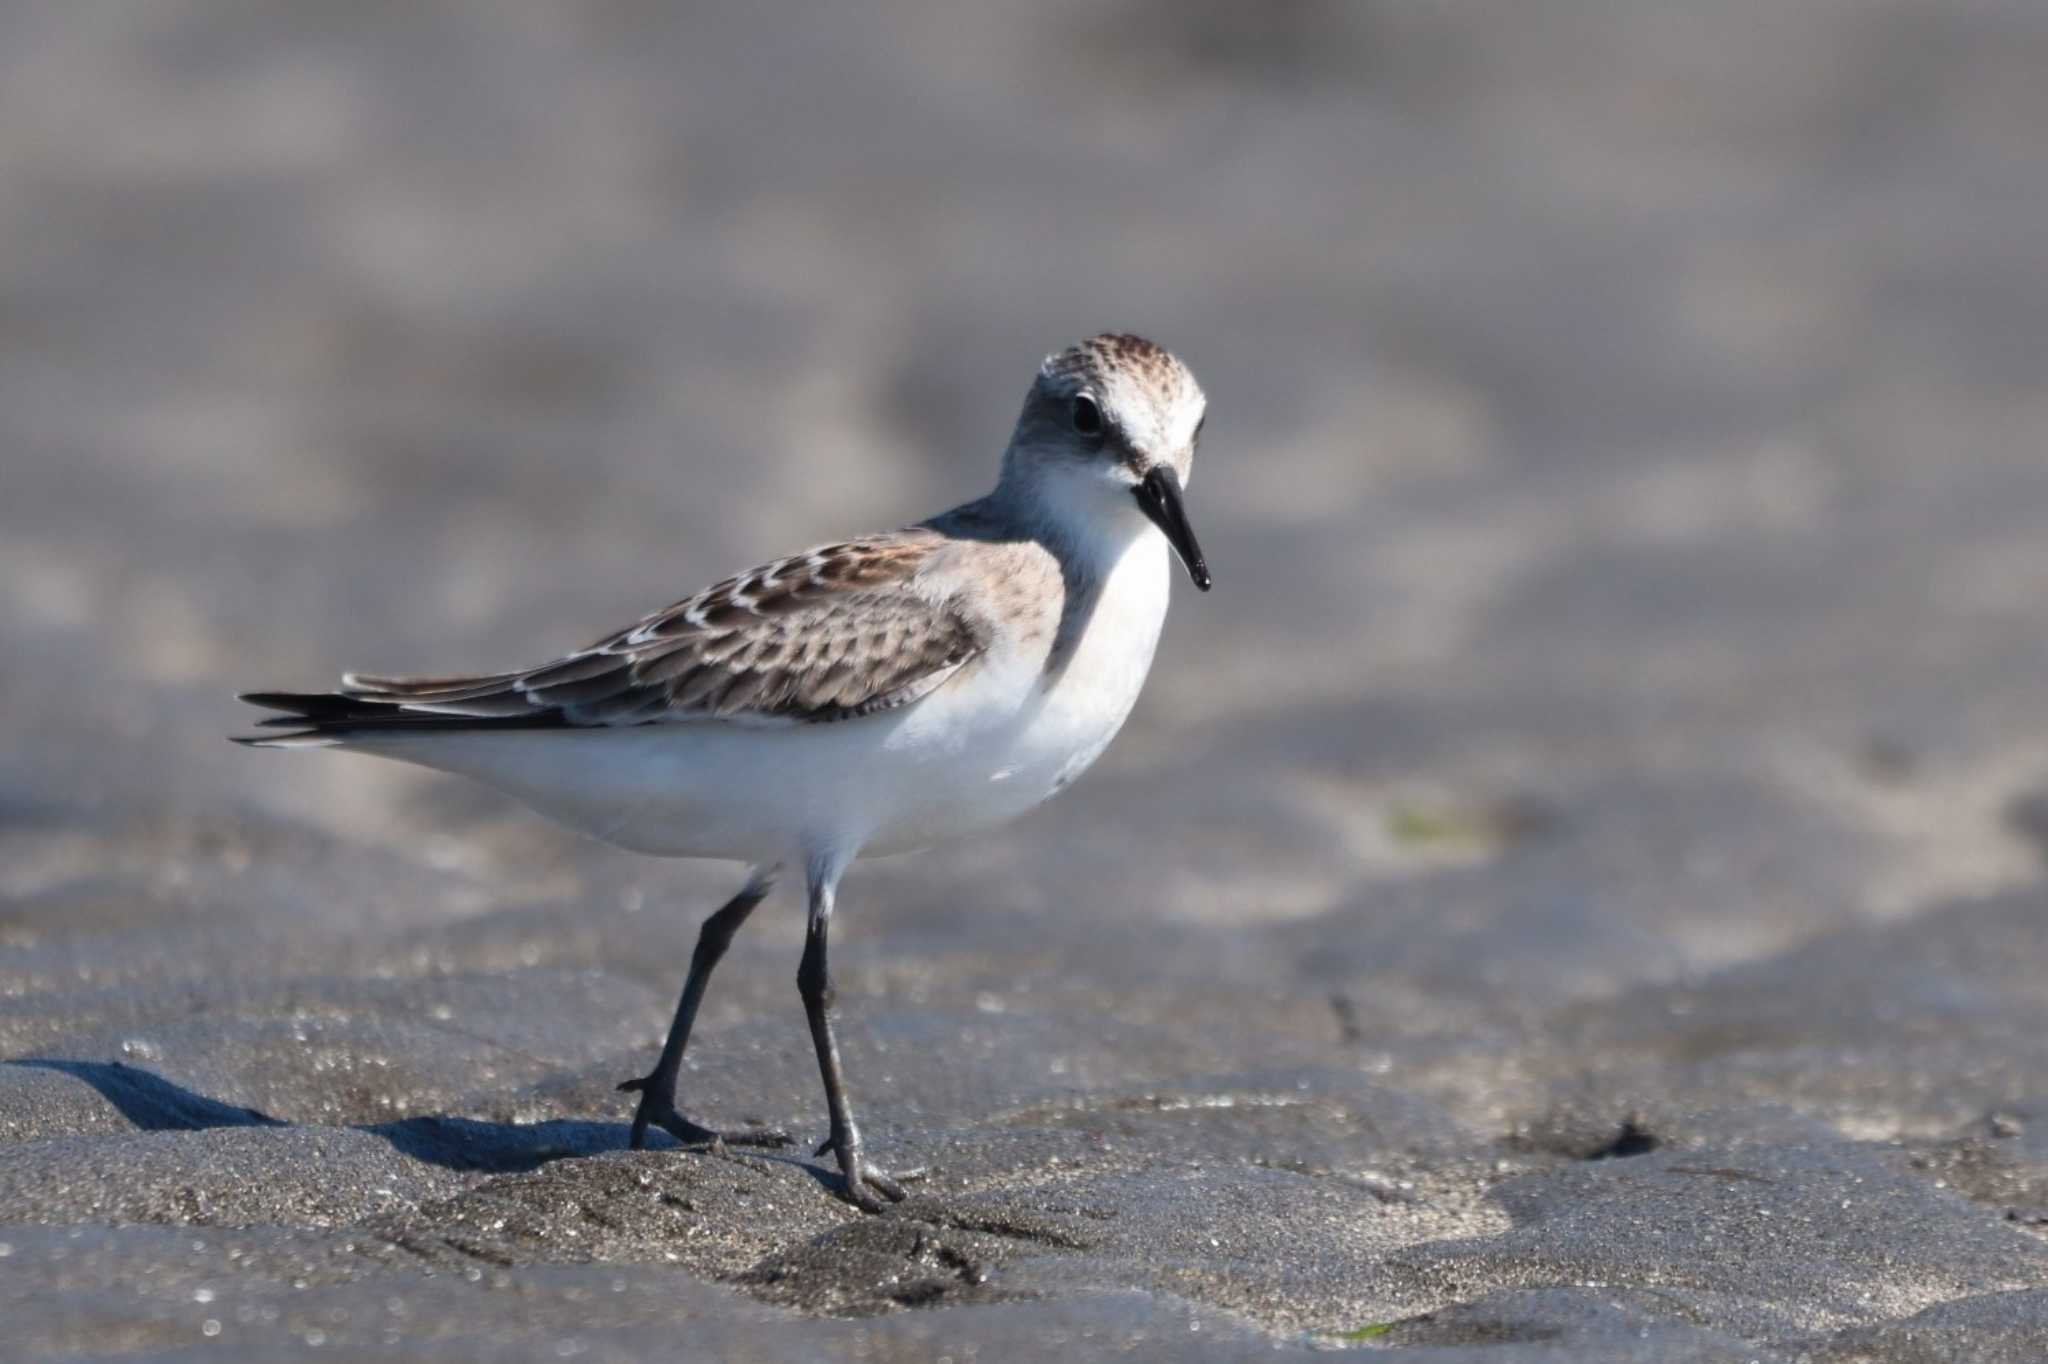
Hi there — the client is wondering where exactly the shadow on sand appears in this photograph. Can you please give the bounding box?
[5,1058,646,1174]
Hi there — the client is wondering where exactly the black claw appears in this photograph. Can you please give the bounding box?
[834,1157,896,1213]
[817,1132,915,1212]
[623,1083,791,1151]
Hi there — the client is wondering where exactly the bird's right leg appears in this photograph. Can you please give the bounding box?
[620,864,792,1150]
[798,853,911,1212]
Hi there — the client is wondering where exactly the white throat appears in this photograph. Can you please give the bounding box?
[998,455,1155,575]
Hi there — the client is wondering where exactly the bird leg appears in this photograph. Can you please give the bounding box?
[621,865,792,1150]
[798,859,911,1212]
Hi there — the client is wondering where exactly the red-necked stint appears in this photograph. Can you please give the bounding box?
[239,333,1212,1210]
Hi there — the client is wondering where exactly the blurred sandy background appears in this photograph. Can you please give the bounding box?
[6,3,2048,1360]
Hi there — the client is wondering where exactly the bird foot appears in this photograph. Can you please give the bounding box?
[814,1132,926,1212]
[618,1076,792,1151]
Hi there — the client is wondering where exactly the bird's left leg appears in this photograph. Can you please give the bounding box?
[620,864,792,1150]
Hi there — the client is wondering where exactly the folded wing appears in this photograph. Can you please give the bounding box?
[239,532,984,741]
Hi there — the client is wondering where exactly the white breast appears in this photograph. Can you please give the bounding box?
[852,531,1171,854]
[1033,531,1173,782]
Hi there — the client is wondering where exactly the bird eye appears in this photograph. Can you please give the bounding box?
[1071,394,1103,437]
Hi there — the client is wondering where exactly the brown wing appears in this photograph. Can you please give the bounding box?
[241,533,985,736]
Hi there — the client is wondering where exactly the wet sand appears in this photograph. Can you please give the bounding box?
[5,2,2048,1358]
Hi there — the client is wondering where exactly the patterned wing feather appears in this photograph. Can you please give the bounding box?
[249,533,984,735]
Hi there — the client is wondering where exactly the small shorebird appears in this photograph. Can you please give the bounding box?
[238,333,1212,1209]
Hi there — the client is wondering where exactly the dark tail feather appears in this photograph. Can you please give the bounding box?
[239,691,380,720]
[232,689,569,747]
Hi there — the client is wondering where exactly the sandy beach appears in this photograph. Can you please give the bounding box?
[5,2,2048,1358]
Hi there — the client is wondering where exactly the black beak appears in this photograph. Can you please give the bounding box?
[1134,466,1212,592]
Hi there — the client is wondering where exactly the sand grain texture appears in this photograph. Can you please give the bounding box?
[5,1,2048,1358]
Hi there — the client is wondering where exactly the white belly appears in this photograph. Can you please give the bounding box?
[346,538,1173,862]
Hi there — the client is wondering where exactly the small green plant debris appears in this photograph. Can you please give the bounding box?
[1386,795,1555,851]
[1386,802,1494,848]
